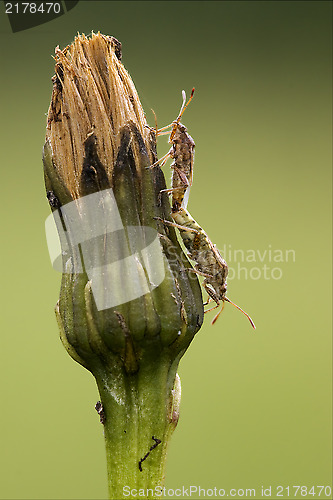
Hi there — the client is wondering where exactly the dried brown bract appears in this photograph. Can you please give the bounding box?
[46,32,154,200]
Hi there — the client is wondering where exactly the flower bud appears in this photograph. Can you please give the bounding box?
[43,33,203,374]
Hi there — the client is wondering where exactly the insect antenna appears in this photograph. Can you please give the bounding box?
[157,88,195,137]
[218,297,256,329]
[168,88,195,141]
[151,108,158,136]
[177,87,195,123]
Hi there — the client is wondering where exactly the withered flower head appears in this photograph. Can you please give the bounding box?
[43,32,203,373]
[46,33,151,199]
[43,32,204,498]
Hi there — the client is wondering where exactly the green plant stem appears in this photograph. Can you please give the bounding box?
[94,350,180,500]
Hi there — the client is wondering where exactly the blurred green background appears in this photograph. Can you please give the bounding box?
[0,1,331,499]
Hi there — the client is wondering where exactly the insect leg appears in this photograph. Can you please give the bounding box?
[203,296,213,306]
[160,166,190,203]
[202,285,224,323]
[156,123,173,134]
[157,130,172,137]
[187,268,214,278]
[158,187,179,205]
[148,107,172,136]
[159,186,188,199]
[159,187,178,196]
[211,302,225,324]
[204,303,220,314]
[146,151,171,169]
[154,217,201,234]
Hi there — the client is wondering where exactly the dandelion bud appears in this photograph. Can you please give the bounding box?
[43,33,203,497]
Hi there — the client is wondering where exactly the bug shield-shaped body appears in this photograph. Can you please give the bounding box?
[170,205,228,303]
[194,241,228,304]
[170,123,195,209]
